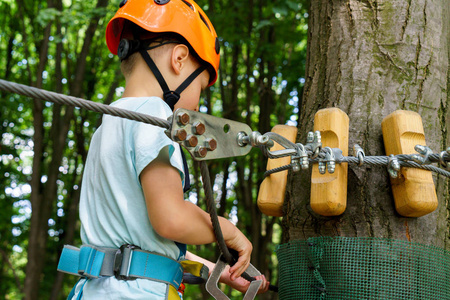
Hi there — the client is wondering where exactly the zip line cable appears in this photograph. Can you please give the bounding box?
[258,130,450,178]
[0,79,171,129]
[2,77,448,179]
[264,155,450,178]
[262,145,450,178]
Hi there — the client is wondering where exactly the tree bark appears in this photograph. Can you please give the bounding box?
[284,0,449,249]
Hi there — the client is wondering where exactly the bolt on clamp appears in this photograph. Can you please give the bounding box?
[411,145,433,165]
[388,154,401,178]
[305,131,322,159]
[353,144,365,166]
[318,147,336,174]
[439,150,450,170]
[167,108,253,161]
[291,144,309,172]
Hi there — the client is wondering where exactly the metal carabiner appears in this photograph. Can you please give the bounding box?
[205,255,263,300]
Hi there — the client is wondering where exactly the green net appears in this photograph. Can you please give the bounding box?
[276,237,450,299]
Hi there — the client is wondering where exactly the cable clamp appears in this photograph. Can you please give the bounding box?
[318,147,336,174]
[353,144,365,166]
[411,145,433,165]
[291,144,308,172]
[439,150,449,170]
[388,154,401,178]
[305,131,322,159]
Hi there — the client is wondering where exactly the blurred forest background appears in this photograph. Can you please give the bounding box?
[0,0,309,299]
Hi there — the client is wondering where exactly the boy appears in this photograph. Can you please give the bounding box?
[60,0,269,298]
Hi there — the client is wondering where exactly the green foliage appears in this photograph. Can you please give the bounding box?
[0,0,309,299]
[36,8,61,27]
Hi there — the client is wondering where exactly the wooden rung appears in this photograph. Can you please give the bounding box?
[381,110,438,217]
[257,125,298,217]
[310,108,349,216]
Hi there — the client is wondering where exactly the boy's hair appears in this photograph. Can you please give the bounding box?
[119,22,206,77]
[120,52,139,77]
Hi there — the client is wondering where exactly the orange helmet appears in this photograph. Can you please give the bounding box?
[106,0,220,86]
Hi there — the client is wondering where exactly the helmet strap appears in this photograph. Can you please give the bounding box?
[139,49,206,110]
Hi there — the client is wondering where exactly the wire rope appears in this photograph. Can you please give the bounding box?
[0,79,170,129]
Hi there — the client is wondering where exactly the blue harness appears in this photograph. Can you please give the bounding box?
[58,244,184,299]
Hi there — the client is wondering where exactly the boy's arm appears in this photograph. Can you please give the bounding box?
[185,251,270,294]
[140,156,251,280]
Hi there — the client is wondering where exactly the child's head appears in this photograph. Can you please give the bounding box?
[106,0,220,110]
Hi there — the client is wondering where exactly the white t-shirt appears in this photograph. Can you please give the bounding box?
[73,97,186,299]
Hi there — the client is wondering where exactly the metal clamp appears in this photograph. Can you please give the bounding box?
[353,144,365,166]
[387,154,401,178]
[206,255,262,300]
[237,131,273,148]
[305,131,322,159]
[167,109,253,161]
[439,150,450,170]
[411,145,433,165]
[291,144,309,172]
[318,147,335,174]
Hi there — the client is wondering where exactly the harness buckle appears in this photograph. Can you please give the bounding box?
[114,244,141,280]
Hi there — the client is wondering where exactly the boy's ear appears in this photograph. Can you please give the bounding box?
[171,44,190,75]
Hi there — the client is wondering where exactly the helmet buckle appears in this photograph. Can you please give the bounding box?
[117,39,141,61]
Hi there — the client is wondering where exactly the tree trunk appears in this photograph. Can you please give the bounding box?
[23,1,109,298]
[285,0,449,248]
[278,1,449,298]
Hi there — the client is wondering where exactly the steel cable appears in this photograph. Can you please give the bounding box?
[264,153,450,178]
[0,79,171,129]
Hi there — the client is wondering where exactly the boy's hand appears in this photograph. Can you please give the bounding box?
[233,275,270,294]
[220,268,270,294]
[224,229,253,280]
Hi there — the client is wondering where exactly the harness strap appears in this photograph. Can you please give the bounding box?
[180,260,210,284]
[138,49,206,111]
[180,149,191,193]
[57,244,184,290]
